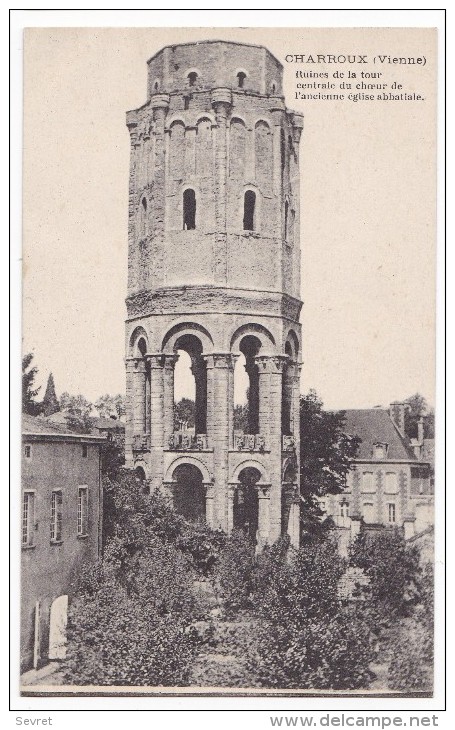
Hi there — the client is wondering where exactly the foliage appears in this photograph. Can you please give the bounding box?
[60,392,93,433]
[249,537,375,689]
[215,530,256,614]
[63,471,202,686]
[100,436,125,478]
[95,393,125,419]
[233,402,249,432]
[349,528,422,618]
[63,541,198,686]
[22,352,42,415]
[387,562,434,692]
[42,373,60,416]
[404,393,435,439]
[176,522,226,577]
[299,389,361,537]
[174,397,195,429]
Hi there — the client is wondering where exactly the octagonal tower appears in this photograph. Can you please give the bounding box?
[125,41,303,548]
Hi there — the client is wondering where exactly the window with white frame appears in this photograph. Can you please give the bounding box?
[24,444,31,458]
[385,472,398,493]
[388,502,396,524]
[362,471,375,492]
[50,490,63,542]
[340,501,350,518]
[373,443,387,459]
[77,486,88,536]
[22,492,35,546]
[362,501,375,523]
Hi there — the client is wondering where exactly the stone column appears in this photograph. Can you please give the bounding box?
[133,358,147,434]
[211,89,232,284]
[125,358,135,468]
[256,356,271,444]
[212,353,236,530]
[150,94,170,287]
[163,354,178,447]
[227,484,236,535]
[271,107,285,199]
[204,483,215,527]
[288,487,300,549]
[192,355,208,435]
[203,354,215,447]
[148,354,164,491]
[256,484,271,550]
[270,356,287,542]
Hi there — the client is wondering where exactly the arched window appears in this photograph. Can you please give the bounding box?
[284,199,289,240]
[237,71,247,88]
[188,71,198,87]
[153,80,160,91]
[271,82,277,93]
[243,190,256,231]
[183,189,196,230]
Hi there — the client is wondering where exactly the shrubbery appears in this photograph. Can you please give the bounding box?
[349,529,433,693]
[65,473,433,692]
[248,537,375,689]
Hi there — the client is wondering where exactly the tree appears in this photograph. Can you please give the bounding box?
[95,393,125,419]
[42,373,60,416]
[60,392,93,433]
[299,389,361,531]
[404,393,435,439]
[233,402,249,432]
[22,352,42,415]
[174,398,195,429]
[249,537,375,689]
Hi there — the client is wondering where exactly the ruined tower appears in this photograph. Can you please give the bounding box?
[125,41,303,547]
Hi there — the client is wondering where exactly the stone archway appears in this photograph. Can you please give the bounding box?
[173,463,206,523]
[233,467,262,543]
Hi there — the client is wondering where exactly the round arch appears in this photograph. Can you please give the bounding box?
[164,455,212,484]
[133,458,148,478]
[230,323,276,354]
[285,329,300,360]
[230,458,270,485]
[162,321,213,354]
[128,326,149,357]
[230,115,247,128]
[254,117,272,130]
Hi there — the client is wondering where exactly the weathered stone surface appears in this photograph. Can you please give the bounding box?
[125,41,303,548]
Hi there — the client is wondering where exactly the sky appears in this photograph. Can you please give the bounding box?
[22,26,436,410]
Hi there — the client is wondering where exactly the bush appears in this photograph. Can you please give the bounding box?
[63,534,199,685]
[349,528,422,619]
[252,607,374,690]
[387,563,434,692]
[215,529,256,614]
[249,537,375,689]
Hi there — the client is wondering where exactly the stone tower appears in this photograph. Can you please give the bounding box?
[125,41,303,548]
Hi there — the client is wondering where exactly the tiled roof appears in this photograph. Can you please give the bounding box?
[340,409,416,461]
[22,414,103,441]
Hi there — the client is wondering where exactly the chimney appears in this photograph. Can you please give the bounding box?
[417,416,425,444]
[390,401,406,436]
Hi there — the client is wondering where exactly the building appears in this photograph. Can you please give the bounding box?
[124,41,303,547]
[21,415,104,672]
[320,402,434,544]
